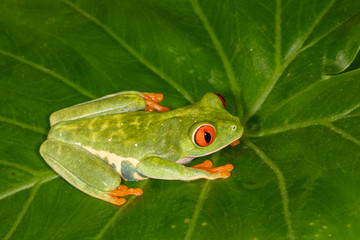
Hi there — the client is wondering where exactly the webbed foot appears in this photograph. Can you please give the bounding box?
[141,93,171,112]
[190,160,234,179]
[107,185,144,206]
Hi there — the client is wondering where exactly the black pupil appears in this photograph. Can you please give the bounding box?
[204,132,212,143]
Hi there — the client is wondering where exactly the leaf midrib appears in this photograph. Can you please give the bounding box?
[189,0,243,117]
[3,1,358,239]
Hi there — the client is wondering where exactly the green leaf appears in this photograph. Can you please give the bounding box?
[1,0,360,239]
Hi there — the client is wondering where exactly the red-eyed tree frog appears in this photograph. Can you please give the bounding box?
[40,92,243,205]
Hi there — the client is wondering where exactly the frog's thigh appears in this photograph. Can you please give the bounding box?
[50,91,146,126]
[136,157,215,181]
[40,139,121,201]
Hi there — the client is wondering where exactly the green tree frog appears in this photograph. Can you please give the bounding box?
[40,91,243,205]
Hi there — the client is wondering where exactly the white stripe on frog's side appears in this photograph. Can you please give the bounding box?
[176,157,194,165]
[133,172,148,180]
[83,146,147,180]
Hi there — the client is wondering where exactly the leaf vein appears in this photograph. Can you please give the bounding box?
[54,36,119,90]
[3,183,40,240]
[302,8,360,53]
[322,122,360,146]
[0,49,96,99]
[244,0,337,122]
[0,159,39,176]
[184,152,223,240]
[0,173,58,201]
[0,116,47,135]
[283,0,337,60]
[296,171,322,212]
[244,138,295,240]
[247,110,360,137]
[275,0,281,69]
[3,173,58,240]
[260,76,330,118]
[94,180,151,240]
[189,0,243,116]
[61,0,195,103]
[184,176,210,240]
[0,179,37,201]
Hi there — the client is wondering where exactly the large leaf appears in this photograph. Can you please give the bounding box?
[1,0,360,239]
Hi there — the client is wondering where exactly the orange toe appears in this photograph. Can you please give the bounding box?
[218,172,231,179]
[110,197,127,206]
[127,188,144,196]
[107,185,143,206]
[142,93,171,112]
[207,164,234,173]
[116,185,128,191]
[191,161,234,179]
[108,185,144,197]
[142,93,164,102]
[191,160,213,169]
[144,99,171,112]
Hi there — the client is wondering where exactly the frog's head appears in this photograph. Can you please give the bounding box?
[179,93,243,158]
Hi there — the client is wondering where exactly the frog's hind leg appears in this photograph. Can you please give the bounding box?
[40,139,141,205]
[141,92,171,112]
[50,91,171,126]
[50,91,147,126]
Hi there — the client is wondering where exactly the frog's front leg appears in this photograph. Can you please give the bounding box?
[50,91,170,126]
[190,160,234,176]
[136,157,234,181]
[40,139,142,205]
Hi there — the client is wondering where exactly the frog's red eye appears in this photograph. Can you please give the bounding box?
[194,125,216,147]
[214,93,226,107]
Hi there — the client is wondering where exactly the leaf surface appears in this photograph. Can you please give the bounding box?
[1,0,360,239]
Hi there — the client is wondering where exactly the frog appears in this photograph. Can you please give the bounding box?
[40,91,243,205]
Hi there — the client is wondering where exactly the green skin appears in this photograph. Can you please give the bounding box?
[40,91,243,204]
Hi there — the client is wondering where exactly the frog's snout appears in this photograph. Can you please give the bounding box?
[230,120,243,138]
[229,124,242,147]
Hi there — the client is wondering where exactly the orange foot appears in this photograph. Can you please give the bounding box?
[230,139,240,147]
[141,92,171,112]
[191,160,234,179]
[107,185,144,206]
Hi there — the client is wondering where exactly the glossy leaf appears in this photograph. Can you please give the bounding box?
[1,0,360,239]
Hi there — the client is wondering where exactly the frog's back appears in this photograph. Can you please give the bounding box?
[48,111,171,159]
